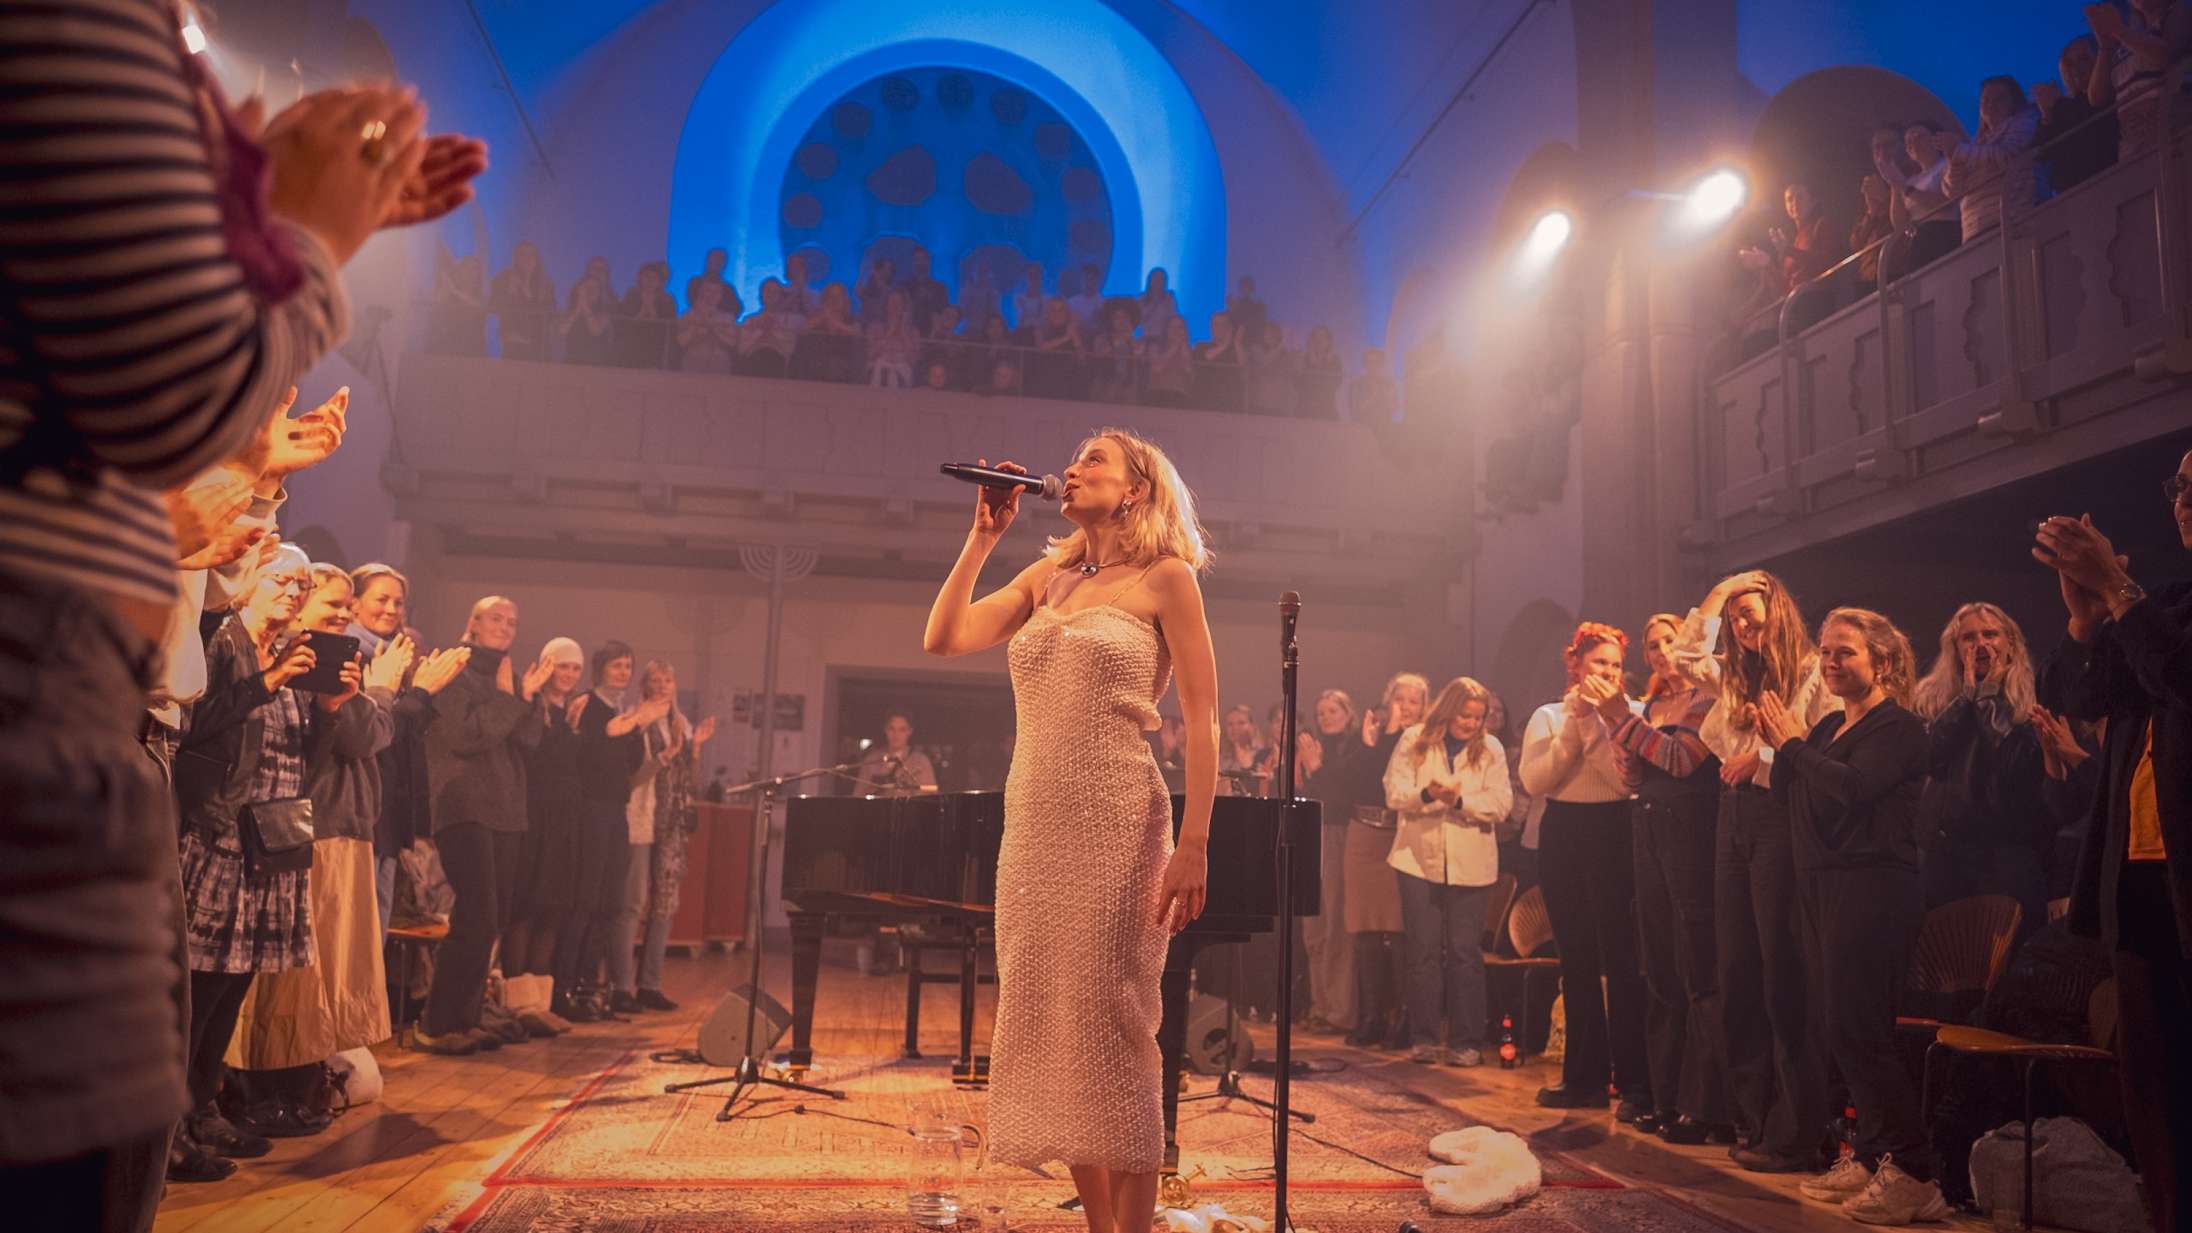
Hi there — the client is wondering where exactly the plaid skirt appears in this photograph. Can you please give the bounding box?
[180,827,313,974]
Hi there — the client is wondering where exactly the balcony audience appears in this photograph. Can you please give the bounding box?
[2039,34,2122,194]
[1942,77,2040,242]
[491,242,557,361]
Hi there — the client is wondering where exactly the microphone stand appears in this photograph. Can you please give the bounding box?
[663,756,874,1120]
[1273,591,1302,1231]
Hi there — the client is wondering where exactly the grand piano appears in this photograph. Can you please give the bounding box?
[780,790,1318,1163]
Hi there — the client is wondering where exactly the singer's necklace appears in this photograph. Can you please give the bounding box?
[1077,557,1126,578]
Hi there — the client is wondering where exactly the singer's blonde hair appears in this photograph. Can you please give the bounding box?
[1047,427,1212,574]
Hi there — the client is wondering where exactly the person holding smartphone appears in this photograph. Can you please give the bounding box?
[172,545,323,1174]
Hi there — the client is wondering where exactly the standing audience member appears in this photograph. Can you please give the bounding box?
[430,253,490,356]
[1759,609,1944,1224]
[904,247,951,334]
[1143,315,1194,408]
[1246,322,1297,417]
[509,637,589,1018]
[2086,0,2192,162]
[1876,122,1962,279]
[1193,312,1246,412]
[615,261,678,367]
[685,247,731,311]
[1385,678,1512,1065]
[1029,297,1086,398]
[568,643,651,1017]
[796,283,862,382]
[867,289,922,387]
[1344,674,1430,1048]
[2037,35,2120,194]
[173,547,323,1169]
[1520,623,1650,1117]
[0,10,472,1223]
[1300,690,1360,1034]
[1737,184,1845,334]
[1221,703,1271,796]
[348,565,445,935]
[1139,267,1183,336]
[676,279,741,374]
[1227,276,1269,341]
[1606,615,1732,1143]
[416,597,551,1054]
[1300,327,1343,419]
[1675,570,1836,1173]
[490,242,557,361]
[622,661,714,1012]
[2038,449,2192,1233]
[1942,77,2040,243]
[222,566,383,1137]
[1089,306,1145,403]
[856,256,898,327]
[1067,263,1107,328]
[1911,603,2051,929]
[559,277,616,366]
[1012,260,1047,332]
[1849,174,1895,296]
[737,280,804,378]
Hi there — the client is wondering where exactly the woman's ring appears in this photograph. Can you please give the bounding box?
[359,119,389,166]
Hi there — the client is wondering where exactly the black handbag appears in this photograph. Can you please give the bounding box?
[240,798,316,877]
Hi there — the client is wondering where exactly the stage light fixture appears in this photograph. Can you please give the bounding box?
[1675,168,1747,231]
[1510,209,1573,283]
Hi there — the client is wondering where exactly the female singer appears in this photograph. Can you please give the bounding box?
[924,430,1217,1233]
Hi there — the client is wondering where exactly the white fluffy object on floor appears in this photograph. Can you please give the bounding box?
[1423,1126,1543,1215]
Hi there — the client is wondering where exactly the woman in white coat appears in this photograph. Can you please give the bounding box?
[1384,677,1513,1065]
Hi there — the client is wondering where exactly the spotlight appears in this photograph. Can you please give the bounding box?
[1510,209,1573,283]
[1674,167,1747,232]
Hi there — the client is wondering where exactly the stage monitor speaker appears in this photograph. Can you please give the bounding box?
[1184,994,1255,1076]
[697,985,792,1066]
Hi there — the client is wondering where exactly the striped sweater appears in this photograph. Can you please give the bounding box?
[0,0,348,608]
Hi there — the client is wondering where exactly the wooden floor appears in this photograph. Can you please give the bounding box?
[156,941,2007,1233]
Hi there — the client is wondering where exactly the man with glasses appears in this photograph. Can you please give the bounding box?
[2037,448,2192,1233]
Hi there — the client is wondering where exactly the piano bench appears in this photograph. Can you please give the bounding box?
[902,928,996,1061]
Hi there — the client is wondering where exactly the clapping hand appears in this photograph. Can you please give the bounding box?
[412,646,469,694]
[1580,673,1629,721]
[2029,705,2090,780]
[565,692,590,731]
[2034,515,2132,637]
[1750,690,1803,748]
[1562,685,1594,719]
[517,654,554,702]
[362,633,417,692]
[1719,748,1763,787]
[384,134,488,228]
[693,716,718,748]
[261,386,345,480]
[167,468,255,562]
[178,521,267,572]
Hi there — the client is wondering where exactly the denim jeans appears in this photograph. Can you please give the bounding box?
[1396,873,1489,1049]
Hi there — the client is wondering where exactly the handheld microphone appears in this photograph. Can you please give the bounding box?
[940,463,1063,500]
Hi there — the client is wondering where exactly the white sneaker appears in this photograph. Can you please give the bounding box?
[1797,1155,1872,1203]
[1844,1156,1949,1225]
[1443,1047,1482,1068]
[1409,1046,1441,1064]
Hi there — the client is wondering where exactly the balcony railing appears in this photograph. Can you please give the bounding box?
[1697,124,2191,559]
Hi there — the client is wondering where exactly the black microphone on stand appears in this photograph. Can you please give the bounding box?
[939,463,1063,500]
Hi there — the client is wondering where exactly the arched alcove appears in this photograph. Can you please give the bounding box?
[667,0,1225,322]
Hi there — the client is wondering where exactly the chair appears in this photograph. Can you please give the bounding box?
[1897,894,2023,1031]
[1478,873,1518,953]
[385,920,450,1047]
[1484,884,1559,1061]
[1924,980,2117,1231]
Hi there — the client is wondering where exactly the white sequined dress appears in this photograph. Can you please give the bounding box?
[990,602,1174,1172]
